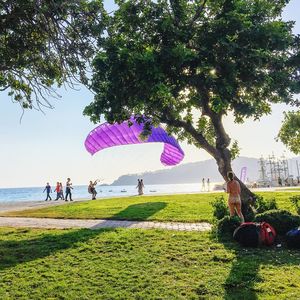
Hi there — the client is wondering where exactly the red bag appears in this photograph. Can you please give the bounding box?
[259,222,276,246]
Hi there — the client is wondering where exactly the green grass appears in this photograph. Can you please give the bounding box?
[3,191,300,222]
[275,187,300,191]
[2,193,218,222]
[0,227,299,299]
[1,192,300,299]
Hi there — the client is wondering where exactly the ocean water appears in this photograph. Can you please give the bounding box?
[0,183,220,203]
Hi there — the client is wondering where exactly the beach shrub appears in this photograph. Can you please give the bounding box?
[290,195,300,215]
[215,216,241,238]
[254,209,300,235]
[253,195,278,214]
[210,196,229,220]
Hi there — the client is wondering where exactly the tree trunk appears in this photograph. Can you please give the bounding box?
[214,148,256,221]
[161,114,256,220]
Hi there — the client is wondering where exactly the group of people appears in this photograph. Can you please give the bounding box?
[201,178,210,192]
[43,178,74,201]
[43,178,144,201]
[88,180,99,200]
[136,179,144,195]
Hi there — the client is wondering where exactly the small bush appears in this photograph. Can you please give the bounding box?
[210,195,229,220]
[290,195,300,215]
[253,195,278,214]
[254,209,300,235]
[216,215,242,237]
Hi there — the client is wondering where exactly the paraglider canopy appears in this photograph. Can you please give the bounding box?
[84,117,184,166]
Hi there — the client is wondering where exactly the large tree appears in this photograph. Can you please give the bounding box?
[85,0,300,211]
[0,0,105,110]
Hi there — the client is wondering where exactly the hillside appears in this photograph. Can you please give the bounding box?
[111,156,300,185]
[111,156,260,185]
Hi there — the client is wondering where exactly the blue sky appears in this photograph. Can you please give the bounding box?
[0,0,299,188]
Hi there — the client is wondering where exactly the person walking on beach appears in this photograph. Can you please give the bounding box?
[59,182,64,200]
[43,182,52,201]
[54,182,64,200]
[65,178,73,201]
[207,178,210,192]
[54,182,61,201]
[201,178,205,192]
[88,180,98,200]
[136,179,144,195]
[226,171,244,222]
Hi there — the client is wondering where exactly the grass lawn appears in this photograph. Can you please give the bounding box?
[275,187,300,192]
[0,227,300,299]
[1,192,300,299]
[3,191,300,222]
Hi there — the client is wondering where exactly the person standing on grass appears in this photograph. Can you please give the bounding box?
[226,171,244,223]
[136,179,144,195]
[65,178,73,201]
[43,182,52,201]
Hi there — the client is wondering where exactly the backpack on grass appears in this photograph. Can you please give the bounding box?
[286,227,300,249]
[259,222,276,246]
[233,222,276,247]
[233,222,260,247]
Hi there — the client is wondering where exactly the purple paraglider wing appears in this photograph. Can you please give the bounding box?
[84,119,184,166]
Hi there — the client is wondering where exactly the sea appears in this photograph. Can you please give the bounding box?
[0,183,222,203]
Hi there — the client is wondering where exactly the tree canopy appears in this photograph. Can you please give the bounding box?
[278,110,300,154]
[85,0,300,187]
[0,0,105,110]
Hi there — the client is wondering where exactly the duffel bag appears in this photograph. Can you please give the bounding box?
[233,222,260,247]
[286,227,300,248]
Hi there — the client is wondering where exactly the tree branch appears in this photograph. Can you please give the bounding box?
[200,90,231,149]
[188,0,208,28]
[160,112,218,157]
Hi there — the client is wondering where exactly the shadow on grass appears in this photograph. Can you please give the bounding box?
[0,201,167,271]
[0,228,104,271]
[109,202,167,221]
[209,235,300,300]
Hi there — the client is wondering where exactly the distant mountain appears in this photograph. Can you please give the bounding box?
[111,156,300,186]
[111,156,262,185]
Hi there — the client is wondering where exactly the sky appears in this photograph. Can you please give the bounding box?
[0,0,299,188]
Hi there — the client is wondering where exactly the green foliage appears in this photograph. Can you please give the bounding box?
[210,195,229,220]
[215,215,241,238]
[278,111,300,154]
[86,0,300,155]
[253,195,278,214]
[229,140,241,160]
[0,0,105,109]
[290,195,300,215]
[254,209,300,235]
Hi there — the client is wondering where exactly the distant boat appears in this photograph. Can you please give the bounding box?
[149,190,157,193]
[121,189,127,193]
[109,190,113,192]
